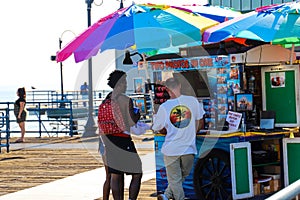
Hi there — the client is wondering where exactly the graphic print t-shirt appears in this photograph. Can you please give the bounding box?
[170,105,192,128]
[152,95,205,156]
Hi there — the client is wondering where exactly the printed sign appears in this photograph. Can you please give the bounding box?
[226,111,242,130]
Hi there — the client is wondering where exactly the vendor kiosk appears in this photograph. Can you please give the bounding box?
[145,44,300,199]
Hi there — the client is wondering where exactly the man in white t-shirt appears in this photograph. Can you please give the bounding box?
[152,77,205,200]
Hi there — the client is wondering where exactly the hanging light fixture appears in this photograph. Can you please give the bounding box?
[123,50,143,65]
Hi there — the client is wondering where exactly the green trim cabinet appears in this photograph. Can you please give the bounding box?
[261,65,300,127]
[230,142,254,199]
[283,138,300,186]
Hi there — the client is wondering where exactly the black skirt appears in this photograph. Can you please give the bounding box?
[102,135,142,175]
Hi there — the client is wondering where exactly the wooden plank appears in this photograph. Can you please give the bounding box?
[0,136,155,199]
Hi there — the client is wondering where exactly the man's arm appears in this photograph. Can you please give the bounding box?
[196,101,205,133]
[157,127,167,134]
[152,108,166,133]
[196,119,204,133]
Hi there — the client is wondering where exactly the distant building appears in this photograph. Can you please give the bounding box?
[209,0,296,12]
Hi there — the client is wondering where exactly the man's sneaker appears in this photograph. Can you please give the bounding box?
[157,194,168,200]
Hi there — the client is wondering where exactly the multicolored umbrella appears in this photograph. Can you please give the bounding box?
[175,4,241,22]
[57,3,218,63]
[203,2,300,44]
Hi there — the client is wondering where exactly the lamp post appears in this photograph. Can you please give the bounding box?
[118,0,124,9]
[51,30,76,107]
[83,0,123,137]
[83,0,97,137]
[58,38,64,107]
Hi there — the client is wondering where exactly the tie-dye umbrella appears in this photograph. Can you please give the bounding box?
[57,3,218,63]
[203,1,300,44]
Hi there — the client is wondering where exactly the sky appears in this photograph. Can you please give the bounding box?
[0,0,208,94]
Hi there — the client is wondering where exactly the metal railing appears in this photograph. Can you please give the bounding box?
[0,107,10,152]
[0,90,153,152]
[26,89,111,106]
[266,179,300,200]
[0,101,93,139]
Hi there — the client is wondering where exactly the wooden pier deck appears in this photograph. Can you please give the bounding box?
[0,135,156,199]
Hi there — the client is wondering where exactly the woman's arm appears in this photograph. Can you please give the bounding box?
[118,95,140,129]
[18,101,25,118]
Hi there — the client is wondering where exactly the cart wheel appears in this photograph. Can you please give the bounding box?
[193,149,232,200]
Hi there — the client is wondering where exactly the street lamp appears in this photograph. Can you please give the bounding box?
[51,30,76,107]
[83,0,122,137]
[83,0,97,137]
[123,50,143,65]
[117,0,124,9]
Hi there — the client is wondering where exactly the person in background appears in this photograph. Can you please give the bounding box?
[14,87,27,143]
[80,81,88,107]
[99,70,142,200]
[152,77,205,200]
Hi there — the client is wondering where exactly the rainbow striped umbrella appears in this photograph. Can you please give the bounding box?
[56,3,218,63]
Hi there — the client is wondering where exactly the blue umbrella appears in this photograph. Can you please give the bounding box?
[177,4,241,22]
[203,2,300,44]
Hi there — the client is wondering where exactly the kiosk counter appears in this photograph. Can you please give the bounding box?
[154,130,296,199]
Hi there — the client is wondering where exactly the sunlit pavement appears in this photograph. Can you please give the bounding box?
[0,151,155,200]
[0,137,155,200]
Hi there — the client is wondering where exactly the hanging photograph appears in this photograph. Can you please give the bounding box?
[229,66,239,80]
[134,98,146,114]
[270,72,285,88]
[134,78,144,93]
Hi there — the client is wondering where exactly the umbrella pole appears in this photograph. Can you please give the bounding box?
[142,54,155,120]
[290,44,295,66]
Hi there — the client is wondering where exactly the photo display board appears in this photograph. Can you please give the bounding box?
[148,56,242,130]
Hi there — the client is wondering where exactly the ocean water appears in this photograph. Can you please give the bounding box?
[0,89,16,103]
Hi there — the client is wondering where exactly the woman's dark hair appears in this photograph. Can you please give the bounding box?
[107,70,126,89]
[17,87,26,98]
